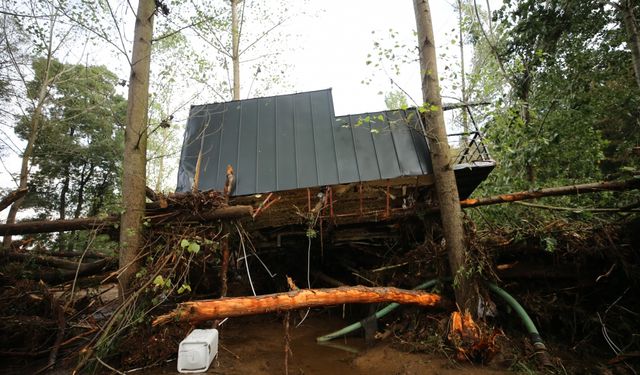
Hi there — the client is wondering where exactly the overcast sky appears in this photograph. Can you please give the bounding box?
[286,0,463,115]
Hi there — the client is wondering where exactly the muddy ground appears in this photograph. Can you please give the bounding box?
[140,314,515,375]
[1,218,639,374]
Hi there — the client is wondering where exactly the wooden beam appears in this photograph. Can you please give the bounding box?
[153,286,444,325]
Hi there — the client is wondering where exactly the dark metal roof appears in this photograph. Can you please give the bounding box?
[176,89,438,195]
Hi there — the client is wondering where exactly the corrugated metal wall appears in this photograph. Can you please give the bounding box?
[176,89,434,195]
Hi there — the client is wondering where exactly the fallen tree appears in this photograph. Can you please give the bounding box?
[1,179,637,237]
[6,252,107,271]
[457,178,640,209]
[153,286,444,325]
[0,205,253,236]
[0,188,28,212]
[15,257,115,284]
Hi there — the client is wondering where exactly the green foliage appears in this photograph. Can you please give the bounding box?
[305,227,317,239]
[384,90,409,110]
[14,58,125,249]
[180,238,201,254]
[459,0,640,231]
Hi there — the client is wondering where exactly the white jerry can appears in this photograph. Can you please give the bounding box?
[177,329,219,373]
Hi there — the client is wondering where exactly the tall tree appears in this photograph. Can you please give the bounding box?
[1,1,75,248]
[118,0,155,296]
[15,62,125,250]
[413,0,478,314]
[457,0,469,141]
[615,0,640,88]
[231,0,241,100]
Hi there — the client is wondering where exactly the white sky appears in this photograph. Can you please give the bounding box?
[1,0,499,216]
[286,0,461,115]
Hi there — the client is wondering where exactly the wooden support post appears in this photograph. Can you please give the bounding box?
[385,180,391,218]
[359,183,364,216]
[219,230,230,298]
[328,187,334,219]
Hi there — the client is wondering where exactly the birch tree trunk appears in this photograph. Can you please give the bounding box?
[119,0,155,297]
[231,0,241,100]
[413,0,479,315]
[457,0,469,144]
[3,99,45,249]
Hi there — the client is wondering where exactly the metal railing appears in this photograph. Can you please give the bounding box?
[448,130,492,165]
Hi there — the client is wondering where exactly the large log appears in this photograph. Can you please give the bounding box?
[0,188,28,212]
[0,205,253,236]
[6,252,110,270]
[458,179,640,209]
[153,286,444,325]
[19,258,115,284]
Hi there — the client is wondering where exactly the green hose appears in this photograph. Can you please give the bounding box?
[316,279,439,342]
[317,279,546,352]
[486,282,540,341]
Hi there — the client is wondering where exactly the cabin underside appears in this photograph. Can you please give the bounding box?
[232,161,494,245]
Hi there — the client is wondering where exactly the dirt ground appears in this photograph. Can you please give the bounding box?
[141,314,513,375]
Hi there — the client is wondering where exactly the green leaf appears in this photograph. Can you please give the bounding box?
[180,239,190,248]
[187,242,201,254]
[178,283,192,294]
[153,275,164,287]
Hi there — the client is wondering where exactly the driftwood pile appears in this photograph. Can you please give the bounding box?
[0,178,639,372]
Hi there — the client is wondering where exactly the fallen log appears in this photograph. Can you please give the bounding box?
[457,178,640,209]
[153,286,444,326]
[0,205,253,236]
[0,188,28,212]
[6,252,110,270]
[22,258,115,284]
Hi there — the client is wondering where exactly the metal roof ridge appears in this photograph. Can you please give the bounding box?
[189,88,334,108]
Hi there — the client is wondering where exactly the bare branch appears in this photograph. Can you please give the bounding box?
[238,15,289,56]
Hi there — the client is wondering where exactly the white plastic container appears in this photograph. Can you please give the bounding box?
[177,329,219,373]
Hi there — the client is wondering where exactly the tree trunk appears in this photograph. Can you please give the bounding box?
[119,0,155,297]
[457,178,640,208]
[457,0,469,144]
[620,0,640,89]
[57,169,71,252]
[231,0,240,100]
[0,188,28,212]
[89,176,109,216]
[3,44,58,248]
[0,205,253,236]
[153,286,444,325]
[413,0,478,315]
[3,112,41,249]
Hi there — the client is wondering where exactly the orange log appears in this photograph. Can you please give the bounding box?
[153,286,443,325]
[458,179,640,209]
